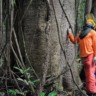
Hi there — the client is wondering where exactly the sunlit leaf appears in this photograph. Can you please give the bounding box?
[39,92,46,96]
[48,91,57,96]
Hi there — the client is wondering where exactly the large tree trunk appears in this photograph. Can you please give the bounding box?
[17,0,81,92]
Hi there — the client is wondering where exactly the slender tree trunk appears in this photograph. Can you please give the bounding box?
[85,0,92,14]
[0,0,2,50]
[92,0,96,17]
[6,0,11,67]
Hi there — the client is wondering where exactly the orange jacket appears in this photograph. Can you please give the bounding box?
[68,30,96,57]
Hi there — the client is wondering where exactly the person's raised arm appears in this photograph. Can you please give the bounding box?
[67,28,79,44]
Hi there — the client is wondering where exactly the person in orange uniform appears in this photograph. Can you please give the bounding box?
[68,19,96,96]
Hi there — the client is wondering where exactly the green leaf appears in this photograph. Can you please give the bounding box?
[24,67,31,73]
[7,89,16,96]
[14,67,24,74]
[17,78,29,85]
[32,79,40,83]
[15,89,25,95]
[27,73,31,79]
[48,91,57,96]
[39,92,46,96]
[14,67,31,74]
[28,81,35,87]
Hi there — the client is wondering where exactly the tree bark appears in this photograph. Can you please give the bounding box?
[85,0,92,14]
[92,0,96,17]
[0,0,2,50]
[15,0,81,92]
[48,0,81,91]
[22,0,49,79]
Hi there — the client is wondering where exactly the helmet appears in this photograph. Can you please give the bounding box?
[86,19,95,28]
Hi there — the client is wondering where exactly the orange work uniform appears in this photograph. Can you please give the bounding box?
[68,29,96,94]
[68,30,96,57]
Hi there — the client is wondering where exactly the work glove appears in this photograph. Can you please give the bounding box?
[93,56,96,64]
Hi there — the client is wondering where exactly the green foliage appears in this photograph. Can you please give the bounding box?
[48,91,57,96]
[39,91,57,96]
[39,92,46,96]
[31,79,40,87]
[14,67,31,74]
[14,66,40,88]
[7,89,17,96]
[7,89,25,96]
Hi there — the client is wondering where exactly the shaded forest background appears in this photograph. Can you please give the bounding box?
[0,0,96,96]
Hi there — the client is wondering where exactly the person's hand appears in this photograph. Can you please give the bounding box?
[93,56,96,64]
[67,28,72,35]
